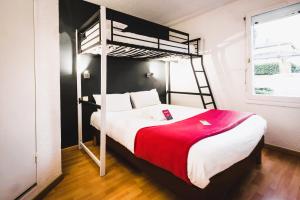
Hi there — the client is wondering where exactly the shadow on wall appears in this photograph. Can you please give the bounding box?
[172,7,249,110]
[207,31,246,109]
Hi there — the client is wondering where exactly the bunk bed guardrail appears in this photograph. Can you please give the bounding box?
[77,10,202,59]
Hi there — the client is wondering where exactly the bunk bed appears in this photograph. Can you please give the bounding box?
[76,6,265,199]
[78,8,201,58]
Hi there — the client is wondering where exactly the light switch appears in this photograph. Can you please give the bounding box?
[82,96,89,101]
[83,70,90,79]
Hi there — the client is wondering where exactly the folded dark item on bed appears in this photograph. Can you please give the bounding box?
[134,109,254,183]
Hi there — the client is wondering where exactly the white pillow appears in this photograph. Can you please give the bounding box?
[93,93,132,112]
[130,89,161,109]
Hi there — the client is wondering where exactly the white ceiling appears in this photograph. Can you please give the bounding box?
[85,0,235,25]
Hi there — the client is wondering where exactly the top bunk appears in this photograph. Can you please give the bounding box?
[77,8,202,59]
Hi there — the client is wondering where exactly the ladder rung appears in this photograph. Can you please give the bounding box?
[195,70,204,72]
[205,102,214,105]
[168,91,200,95]
[199,86,208,88]
[169,91,212,96]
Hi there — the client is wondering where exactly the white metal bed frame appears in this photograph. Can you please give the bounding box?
[75,5,216,177]
[76,6,107,176]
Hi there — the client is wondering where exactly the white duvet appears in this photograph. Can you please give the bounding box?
[90,104,266,189]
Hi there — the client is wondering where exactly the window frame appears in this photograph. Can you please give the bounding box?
[245,1,300,108]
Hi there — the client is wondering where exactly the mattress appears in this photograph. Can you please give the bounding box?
[90,104,266,189]
[81,21,195,55]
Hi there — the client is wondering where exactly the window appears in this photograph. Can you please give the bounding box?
[249,3,300,99]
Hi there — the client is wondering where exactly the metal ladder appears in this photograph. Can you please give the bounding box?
[190,55,216,109]
[167,55,217,109]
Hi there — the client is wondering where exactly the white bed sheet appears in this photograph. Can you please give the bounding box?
[90,104,266,189]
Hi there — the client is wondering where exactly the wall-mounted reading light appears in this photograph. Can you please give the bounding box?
[145,72,154,78]
[83,70,90,79]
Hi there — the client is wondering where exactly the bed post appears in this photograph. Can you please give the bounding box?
[166,61,171,104]
[100,5,107,176]
[75,29,83,150]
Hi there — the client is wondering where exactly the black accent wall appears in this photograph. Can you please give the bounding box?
[106,9,170,39]
[60,0,166,148]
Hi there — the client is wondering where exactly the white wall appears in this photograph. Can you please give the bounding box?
[171,0,300,152]
[22,0,62,199]
[0,1,37,199]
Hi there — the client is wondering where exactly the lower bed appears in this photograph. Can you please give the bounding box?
[90,104,266,198]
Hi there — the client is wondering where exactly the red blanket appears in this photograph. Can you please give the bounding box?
[134,109,253,183]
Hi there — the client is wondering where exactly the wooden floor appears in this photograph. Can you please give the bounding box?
[45,144,300,200]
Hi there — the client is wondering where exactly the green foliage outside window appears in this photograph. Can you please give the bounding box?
[254,63,279,75]
[255,87,274,95]
[290,63,300,73]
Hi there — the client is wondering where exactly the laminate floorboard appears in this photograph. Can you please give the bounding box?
[44,144,300,200]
